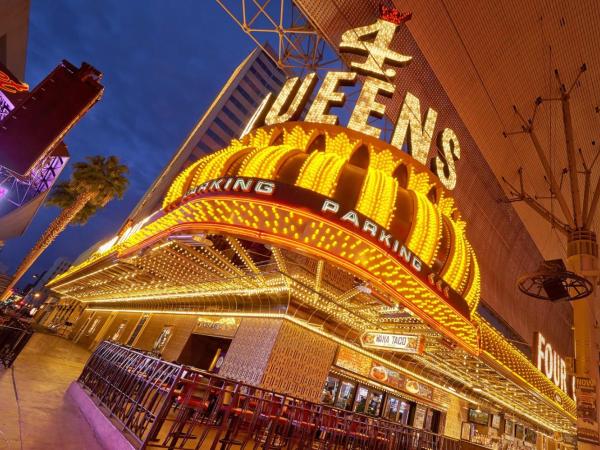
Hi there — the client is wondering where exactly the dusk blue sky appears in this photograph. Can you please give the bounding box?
[1,0,256,287]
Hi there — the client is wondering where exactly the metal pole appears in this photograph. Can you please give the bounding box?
[561,95,583,227]
[528,130,575,228]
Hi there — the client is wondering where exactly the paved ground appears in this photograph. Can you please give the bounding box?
[0,333,103,450]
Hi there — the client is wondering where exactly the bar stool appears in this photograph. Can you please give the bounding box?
[210,386,264,450]
[163,375,234,450]
[284,399,320,449]
[249,393,288,450]
[313,407,347,449]
[345,415,371,449]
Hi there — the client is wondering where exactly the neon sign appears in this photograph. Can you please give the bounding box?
[0,70,28,94]
[534,332,569,394]
[252,17,462,190]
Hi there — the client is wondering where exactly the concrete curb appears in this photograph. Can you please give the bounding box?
[66,382,136,450]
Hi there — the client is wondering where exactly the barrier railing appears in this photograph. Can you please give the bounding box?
[0,315,34,368]
[79,341,461,450]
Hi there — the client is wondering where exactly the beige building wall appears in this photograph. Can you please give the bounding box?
[71,310,92,341]
[0,0,29,79]
[444,394,467,439]
[77,310,110,349]
[132,313,197,361]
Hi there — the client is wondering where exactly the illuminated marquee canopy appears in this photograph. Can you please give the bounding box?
[164,122,480,332]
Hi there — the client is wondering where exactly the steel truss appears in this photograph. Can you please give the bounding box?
[0,152,68,213]
[215,0,340,74]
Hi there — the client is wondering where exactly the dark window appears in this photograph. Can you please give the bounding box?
[222,105,243,126]
[195,140,214,155]
[230,96,248,115]
[249,66,275,91]
[237,84,257,106]
[206,128,227,148]
[243,76,262,96]
[256,55,285,86]
[214,116,235,137]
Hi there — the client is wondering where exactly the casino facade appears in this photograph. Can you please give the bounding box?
[43,12,578,450]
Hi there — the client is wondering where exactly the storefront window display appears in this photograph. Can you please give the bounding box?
[86,318,101,336]
[515,424,524,440]
[126,314,150,346]
[424,408,441,433]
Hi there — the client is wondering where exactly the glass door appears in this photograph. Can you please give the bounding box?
[398,400,412,425]
[321,376,340,405]
[384,396,400,421]
[366,390,383,416]
[353,386,383,416]
[334,380,356,410]
[353,386,369,413]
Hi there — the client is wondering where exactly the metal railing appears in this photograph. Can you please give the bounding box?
[0,315,34,368]
[78,341,183,447]
[79,341,461,450]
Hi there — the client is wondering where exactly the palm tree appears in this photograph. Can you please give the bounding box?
[0,155,129,300]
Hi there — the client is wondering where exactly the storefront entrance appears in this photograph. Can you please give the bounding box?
[177,333,231,371]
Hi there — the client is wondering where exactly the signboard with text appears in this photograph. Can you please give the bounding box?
[193,316,240,338]
[360,331,424,354]
[575,376,600,444]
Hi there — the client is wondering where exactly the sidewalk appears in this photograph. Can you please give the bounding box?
[0,333,103,450]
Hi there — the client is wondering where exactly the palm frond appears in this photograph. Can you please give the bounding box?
[47,154,130,225]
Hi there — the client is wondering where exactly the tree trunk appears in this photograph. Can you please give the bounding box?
[0,191,95,300]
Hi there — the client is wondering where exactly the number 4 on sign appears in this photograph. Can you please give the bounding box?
[339,19,412,80]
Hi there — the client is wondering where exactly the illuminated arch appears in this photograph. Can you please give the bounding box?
[160,123,481,317]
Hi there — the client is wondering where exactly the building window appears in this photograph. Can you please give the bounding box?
[237,85,257,106]
[229,96,248,115]
[256,55,283,84]
[195,140,214,155]
[206,128,227,148]
[86,318,101,336]
[243,76,262,96]
[222,105,243,127]
[250,67,281,91]
[214,116,235,137]
[153,326,173,353]
[126,314,150,346]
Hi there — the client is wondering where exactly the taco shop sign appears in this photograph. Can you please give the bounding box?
[361,331,424,354]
